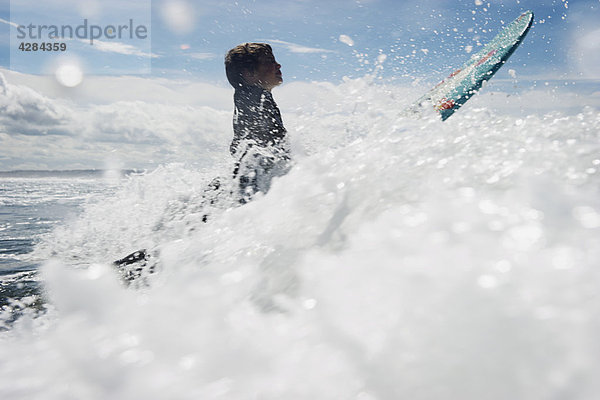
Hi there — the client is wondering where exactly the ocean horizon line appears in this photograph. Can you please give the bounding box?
[0,169,146,178]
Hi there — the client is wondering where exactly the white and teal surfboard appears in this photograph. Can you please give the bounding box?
[406,10,534,121]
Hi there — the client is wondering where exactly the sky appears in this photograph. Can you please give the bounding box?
[0,0,599,170]
[1,0,599,84]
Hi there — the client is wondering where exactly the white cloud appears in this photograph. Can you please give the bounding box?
[187,52,217,61]
[0,71,234,170]
[0,68,232,107]
[267,39,335,54]
[0,73,71,136]
[0,18,20,28]
[81,39,159,58]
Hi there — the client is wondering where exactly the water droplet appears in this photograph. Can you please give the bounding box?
[55,63,83,87]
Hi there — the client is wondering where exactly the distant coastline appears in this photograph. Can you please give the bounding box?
[0,169,146,178]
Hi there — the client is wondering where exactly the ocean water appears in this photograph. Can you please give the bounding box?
[0,172,120,317]
[1,77,600,399]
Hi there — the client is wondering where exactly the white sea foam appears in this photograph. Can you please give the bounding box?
[1,76,600,399]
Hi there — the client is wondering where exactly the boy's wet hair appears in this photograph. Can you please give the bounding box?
[225,43,273,88]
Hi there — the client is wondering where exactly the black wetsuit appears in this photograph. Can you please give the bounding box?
[231,84,290,202]
[113,86,291,275]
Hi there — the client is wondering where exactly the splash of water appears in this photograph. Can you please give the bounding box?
[2,77,600,399]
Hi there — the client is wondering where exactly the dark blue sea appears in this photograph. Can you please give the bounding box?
[0,171,124,312]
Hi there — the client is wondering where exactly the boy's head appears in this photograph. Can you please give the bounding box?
[225,43,282,90]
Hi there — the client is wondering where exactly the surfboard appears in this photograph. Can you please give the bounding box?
[405,10,534,121]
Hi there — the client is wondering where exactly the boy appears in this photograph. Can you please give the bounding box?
[114,44,289,274]
[224,43,291,203]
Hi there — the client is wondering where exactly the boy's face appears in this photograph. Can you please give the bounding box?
[247,52,282,90]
